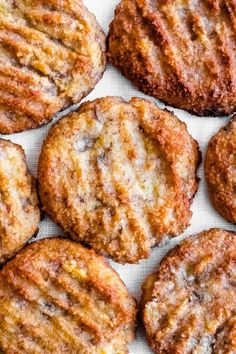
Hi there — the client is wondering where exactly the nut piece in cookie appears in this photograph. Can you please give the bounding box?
[141,228,236,354]
[38,96,200,264]
[205,116,236,224]
[108,0,236,116]
[0,0,106,133]
[0,238,137,353]
[0,139,40,265]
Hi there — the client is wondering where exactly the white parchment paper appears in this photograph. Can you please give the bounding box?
[4,1,235,352]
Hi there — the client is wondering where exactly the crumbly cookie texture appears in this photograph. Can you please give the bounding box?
[0,0,106,133]
[141,228,236,354]
[0,238,137,353]
[205,116,236,224]
[38,96,200,264]
[214,315,236,354]
[108,0,236,116]
[0,139,40,265]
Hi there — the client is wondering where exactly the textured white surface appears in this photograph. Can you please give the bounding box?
[3,0,236,352]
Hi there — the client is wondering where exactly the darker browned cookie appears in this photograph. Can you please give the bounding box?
[0,139,40,265]
[38,96,200,264]
[141,228,236,354]
[0,238,137,353]
[0,0,106,134]
[205,116,236,224]
[108,0,236,116]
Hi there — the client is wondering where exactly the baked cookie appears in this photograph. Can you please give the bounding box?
[0,238,137,353]
[0,139,40,265]
[38,97,200,264]
[214,316,236,354]
[205,116,236,224]
[0,0,106,134]
[108,0,236,116]
[141,228,236,354]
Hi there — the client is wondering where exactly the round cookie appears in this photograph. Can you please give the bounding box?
[0,0,106,134]
[0,238,137,353]
[38,97,200,264]
[205,116,236,224]
[141,228,236,354]
[0,139,40,265]
[108,0,236,116]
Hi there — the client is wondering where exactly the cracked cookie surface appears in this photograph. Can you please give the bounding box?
[141,228,236,354]
[0,238,137,353]
[0,0,106,133]
[0,139,40,265]
[38,96,200,264]
[108,0,236,116]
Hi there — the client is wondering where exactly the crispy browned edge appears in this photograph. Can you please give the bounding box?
[2,236,137,297]
[0,139,41,266]
[204,116,236,224]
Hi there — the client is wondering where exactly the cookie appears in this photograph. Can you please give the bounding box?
[141,228,236,354]
[0,0,106,134]
[205,116,236,224]
[108,0,236,116]
[0,238,137,353]
[38,97,200,263]
[0,139,40,265]
[214,316,236,354]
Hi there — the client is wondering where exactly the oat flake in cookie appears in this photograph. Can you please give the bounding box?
[0,238,137,353]
[141,228,236,354]
[108,0,236,116]
[0,139,40,265]
[38,97,200,264]
[0,0,106,134]
[205,116,236,224]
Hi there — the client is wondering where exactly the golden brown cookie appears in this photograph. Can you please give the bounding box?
[0,238,137,353]
[108,0,236,116]
[214,316,236,354]
[0,0,106,134]
[0,139,40,265]
[205,116,236,224]
[38,96,200,264]
[141,228,236,354]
